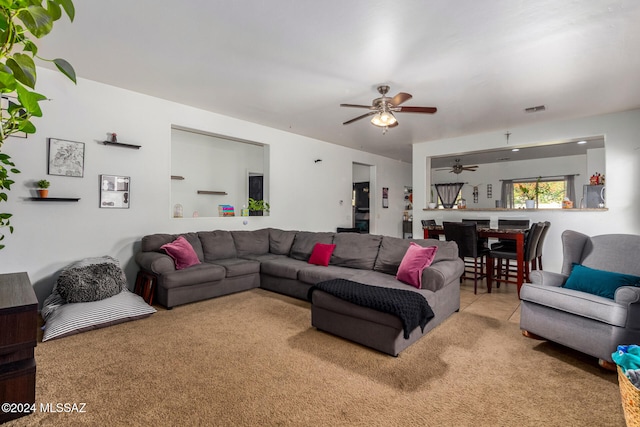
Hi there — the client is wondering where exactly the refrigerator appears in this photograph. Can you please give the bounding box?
[583,184,605,208]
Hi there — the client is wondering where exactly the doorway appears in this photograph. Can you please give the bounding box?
[352,163,375,233]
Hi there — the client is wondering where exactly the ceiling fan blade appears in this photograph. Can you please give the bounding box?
[391,92,412,106]
[340,103,374,109]
[397,106,438,114]
[343,111,376,125]
[463,165,479,169]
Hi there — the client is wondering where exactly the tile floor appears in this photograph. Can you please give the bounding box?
[459,278,521,324]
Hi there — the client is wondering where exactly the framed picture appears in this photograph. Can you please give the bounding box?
[48,138,85,177]
[100,175,130,209]
[1,95,27,138]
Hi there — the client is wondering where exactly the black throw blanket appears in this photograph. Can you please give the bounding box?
[308,278,434,339]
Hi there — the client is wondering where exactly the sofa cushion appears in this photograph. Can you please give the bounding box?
[308,243,336,266]
[396,243,438,289]
[374,236,453,275]
[581,234,640,277]
[159,263,226,289]
[330,233,382,270]
[260,257,315,280]
[231,229,270,257]
[199,230,237,261]
[563,263,640,299]
[161,236,201,270]
[290,231,334,261]
[298,265,361,285]
[141,233,175,252]
[209,258,261,278]
[269,228,298,255]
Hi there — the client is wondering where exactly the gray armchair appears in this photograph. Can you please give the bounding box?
[520,230,640,368]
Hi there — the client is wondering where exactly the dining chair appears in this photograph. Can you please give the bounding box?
[421,219,436,227]
[490,219,531,250]
[488,222,545,287]
[462,218,490,249]
[443,221,489,294]
[532,221,550,270]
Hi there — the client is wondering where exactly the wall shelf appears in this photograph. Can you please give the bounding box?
[102,141,141,149]
[171,175,185,180]
[28,197,80,202]
[197,190,227,195]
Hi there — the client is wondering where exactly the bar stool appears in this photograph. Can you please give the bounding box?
[443,221,490,294]
[533,221,550,270]
[488,222,545,287]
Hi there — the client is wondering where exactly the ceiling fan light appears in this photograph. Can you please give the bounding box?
[371,111,397,127]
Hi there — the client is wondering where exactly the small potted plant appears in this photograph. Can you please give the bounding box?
[428,187,438,209]
[518,183,537,209]
[37,179,50,198]
[248,198,270,216]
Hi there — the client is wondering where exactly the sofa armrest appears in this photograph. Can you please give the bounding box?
[421,259,465,292]
[135,252,176,274]
[615,287,640,328]
[529,270,567,287]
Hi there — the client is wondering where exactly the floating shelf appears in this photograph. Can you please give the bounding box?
[171,175,185,180]
[28,197,80,202]
[102,141,141,149]
[197,190,227,195]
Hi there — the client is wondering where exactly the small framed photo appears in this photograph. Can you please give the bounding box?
[100,175,130,209]
[48,138,85,177]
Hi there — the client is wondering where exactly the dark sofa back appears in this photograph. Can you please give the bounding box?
[330,233,382,270]
[374,236,458,275]
[290,231,335,261]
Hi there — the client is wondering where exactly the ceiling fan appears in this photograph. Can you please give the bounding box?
[340,85,437,131]
[436,159,479,174]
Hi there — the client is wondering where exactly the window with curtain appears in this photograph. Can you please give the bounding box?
[500,180,514,208]
[434,183,464,208]
[512,178,566,208]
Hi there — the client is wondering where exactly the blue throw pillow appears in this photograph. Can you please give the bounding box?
[563,263,640,299]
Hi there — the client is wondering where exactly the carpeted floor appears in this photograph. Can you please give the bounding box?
[8,289,625,426]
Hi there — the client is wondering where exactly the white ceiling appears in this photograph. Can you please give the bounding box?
[37,1,640,163]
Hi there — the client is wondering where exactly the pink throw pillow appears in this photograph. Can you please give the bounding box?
[396,242,438,289]
[308,243,336,267]
[161,236,201,270]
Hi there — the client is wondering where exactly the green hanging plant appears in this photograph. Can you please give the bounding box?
[0,0,76,249]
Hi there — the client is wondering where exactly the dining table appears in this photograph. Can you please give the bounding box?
[423,225,528,295]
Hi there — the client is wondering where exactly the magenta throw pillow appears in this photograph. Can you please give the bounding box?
[396,242,438,289]
[161,236,201,270]
[308,243,336,267]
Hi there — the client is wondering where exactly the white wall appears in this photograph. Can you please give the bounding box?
[1,68,411,303]
[413,109,640,274]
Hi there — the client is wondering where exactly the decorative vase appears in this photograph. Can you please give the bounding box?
[37,189,49,198]
[525,200,535,209]
[428,202,437,209]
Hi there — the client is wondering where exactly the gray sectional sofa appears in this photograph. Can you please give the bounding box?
[135,228,464,355]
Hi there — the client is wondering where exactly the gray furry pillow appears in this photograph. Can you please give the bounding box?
[56,256,128,303]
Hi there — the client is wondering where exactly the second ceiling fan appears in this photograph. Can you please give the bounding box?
[436,159,479,174]
[340,85,437,131]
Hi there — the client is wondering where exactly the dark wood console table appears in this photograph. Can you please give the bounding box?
[0,272,37,424]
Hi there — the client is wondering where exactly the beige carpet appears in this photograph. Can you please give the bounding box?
[9,289,625,426]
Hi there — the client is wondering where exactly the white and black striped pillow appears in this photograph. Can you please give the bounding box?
[41,290,156,342]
